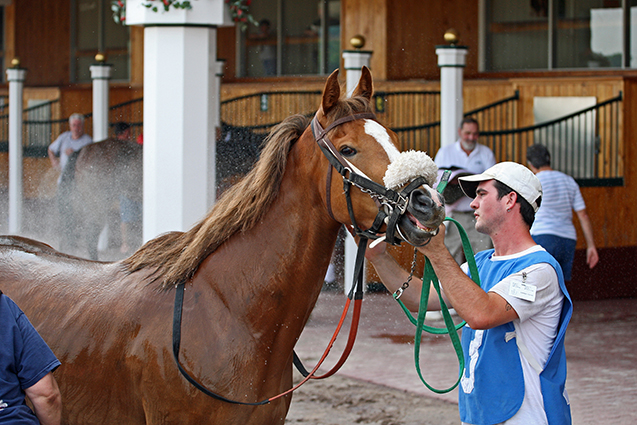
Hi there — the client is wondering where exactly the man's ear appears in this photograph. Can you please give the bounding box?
[507,191,518,209]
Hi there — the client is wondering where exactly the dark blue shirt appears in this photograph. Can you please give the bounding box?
[0,293,60,424]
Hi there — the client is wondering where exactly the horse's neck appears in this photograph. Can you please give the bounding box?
[205,146,341,343]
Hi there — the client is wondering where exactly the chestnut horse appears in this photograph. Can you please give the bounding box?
[0,68,445,424]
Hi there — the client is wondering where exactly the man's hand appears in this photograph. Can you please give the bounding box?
[416,223,447,260]
[364,236,388,262]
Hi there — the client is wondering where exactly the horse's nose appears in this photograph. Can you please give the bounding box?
[409,188,445,213]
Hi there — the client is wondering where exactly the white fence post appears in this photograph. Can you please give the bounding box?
[342,36,372,295]
[7,62,27,235]
[90,55,112,142]
[436,30,468,147]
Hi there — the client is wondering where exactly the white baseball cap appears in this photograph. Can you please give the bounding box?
[458,162,543,212]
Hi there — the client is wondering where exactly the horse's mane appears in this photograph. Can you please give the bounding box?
[123,94,373,289]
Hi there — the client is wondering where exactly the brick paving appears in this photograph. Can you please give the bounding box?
[295,291,637,424]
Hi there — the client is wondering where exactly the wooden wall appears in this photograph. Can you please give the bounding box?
[363,76,637,300]
[341,0,388,80]
[9,0,71,86]
[386,0,480,81]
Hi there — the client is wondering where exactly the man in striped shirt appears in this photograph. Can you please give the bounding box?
[526,144,599,281]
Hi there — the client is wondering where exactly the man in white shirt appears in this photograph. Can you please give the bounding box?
[48,113,93,252]
[435,117,496,263]
[367,162,572,424]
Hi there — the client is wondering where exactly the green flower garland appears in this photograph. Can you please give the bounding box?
[112,0,257,30]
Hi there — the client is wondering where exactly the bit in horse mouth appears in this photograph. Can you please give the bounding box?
[407,212,436,233]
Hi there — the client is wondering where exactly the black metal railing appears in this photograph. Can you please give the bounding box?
[109,97,143,142]
[392,91,520,154]
[0,97,145,157]
[221,91,322,130]
[481,93,623,186]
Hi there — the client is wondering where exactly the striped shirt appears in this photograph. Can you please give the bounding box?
[530,170,586,241]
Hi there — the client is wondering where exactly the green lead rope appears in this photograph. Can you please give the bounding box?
[393,171,482,394]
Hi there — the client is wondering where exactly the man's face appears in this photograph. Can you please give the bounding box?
[469,180,508,235]
[70,119,84,139]
[458,122,479,152]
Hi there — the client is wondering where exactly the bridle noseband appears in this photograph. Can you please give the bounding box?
[311,113,426,245]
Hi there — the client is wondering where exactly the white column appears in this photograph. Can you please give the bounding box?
[141,26,216,241]
[436,46,468,147]
[343,49,372,295]
[208,59,225,209]
[342,50,373,97]
[90,62,112,142]
[126,0,230,242]
[6,67,26,234]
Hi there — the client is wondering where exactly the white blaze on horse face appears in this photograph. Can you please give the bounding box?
[364,119,400,163]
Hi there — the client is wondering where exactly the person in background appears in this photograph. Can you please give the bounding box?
[0,290,62,425]
[527,143,599,282]
[366,162,572,424]
[434,117,496,264]
[47,113,93,252]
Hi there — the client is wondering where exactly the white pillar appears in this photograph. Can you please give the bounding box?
[6,67,26,234]
[90,62,112,142]
[126,0,230,242]
[342,50,373,97]
[343,48,372,295]
[208,59,225,209]
[141,26,216,241]
[436,45,468,147]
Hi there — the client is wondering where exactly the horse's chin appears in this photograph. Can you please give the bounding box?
[397,210,444,247]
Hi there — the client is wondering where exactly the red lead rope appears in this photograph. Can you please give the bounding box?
[267,296,362,403]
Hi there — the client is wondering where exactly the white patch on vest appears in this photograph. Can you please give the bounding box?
[364,119,400,163]
[461,329,484,394]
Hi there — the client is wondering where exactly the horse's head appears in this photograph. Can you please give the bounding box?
[312,67,445,247]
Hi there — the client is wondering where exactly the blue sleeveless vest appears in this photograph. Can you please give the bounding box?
[459,249,572,425]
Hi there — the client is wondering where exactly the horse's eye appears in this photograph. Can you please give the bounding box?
[339,146,357,157]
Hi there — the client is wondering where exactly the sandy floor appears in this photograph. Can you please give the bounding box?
[285,373,459,425]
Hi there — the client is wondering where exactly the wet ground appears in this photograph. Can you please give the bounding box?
[290,291,637,424]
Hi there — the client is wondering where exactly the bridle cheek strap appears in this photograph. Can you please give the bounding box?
[312,113,395,238]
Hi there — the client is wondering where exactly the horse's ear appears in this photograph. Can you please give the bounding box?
[351,66,373,101]
[321,69,341,115]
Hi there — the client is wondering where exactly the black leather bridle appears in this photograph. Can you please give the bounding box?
[311,112,427,245]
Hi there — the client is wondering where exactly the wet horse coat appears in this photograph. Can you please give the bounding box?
[0,68,445,424]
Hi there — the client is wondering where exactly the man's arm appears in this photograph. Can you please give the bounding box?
[575,208,599,269]
[416,225,519,330]
[24,372,62,425]
[365,242,442,312]
[47,147,60,171]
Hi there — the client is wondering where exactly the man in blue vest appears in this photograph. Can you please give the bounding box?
[367,162,572,424]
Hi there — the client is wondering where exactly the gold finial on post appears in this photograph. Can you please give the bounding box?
[11,58,20,68]
[95,53,106,62]
[350,35,366,50]
[444,28,460,46]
